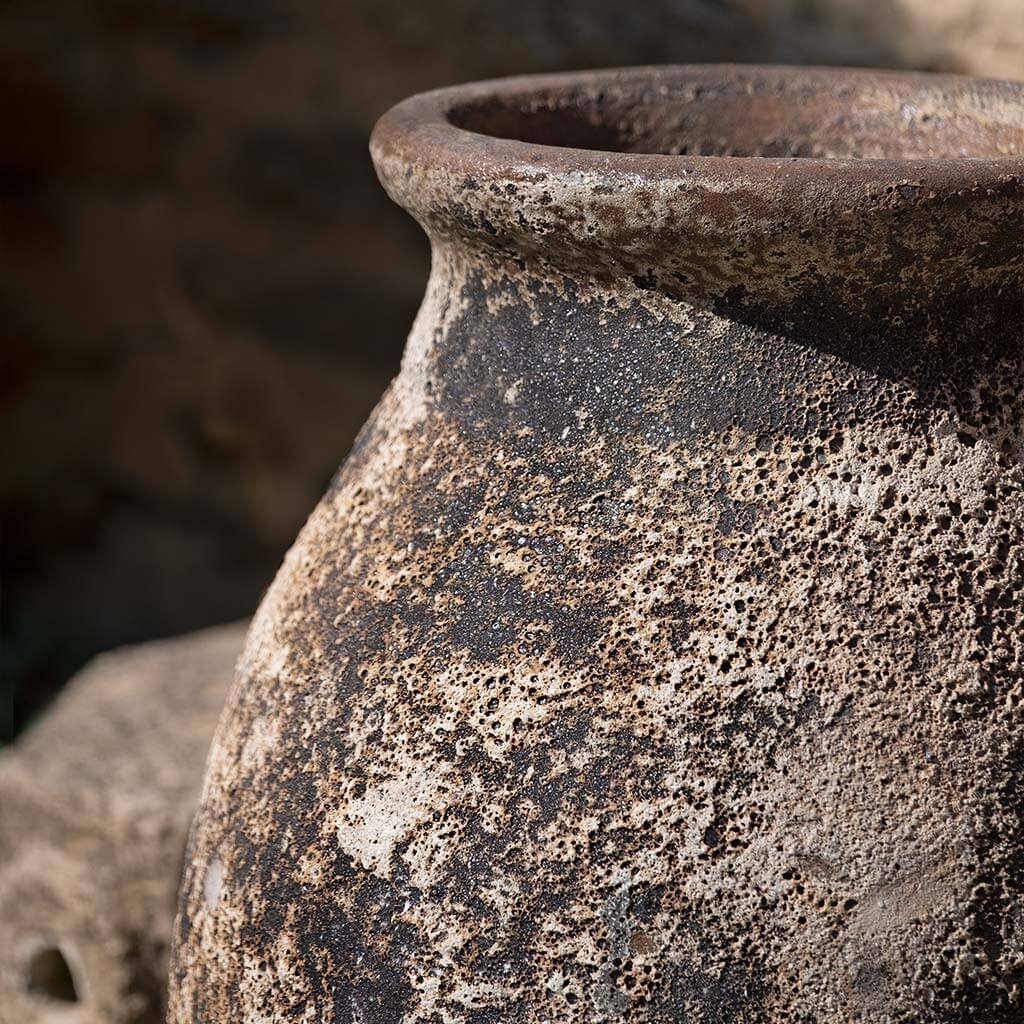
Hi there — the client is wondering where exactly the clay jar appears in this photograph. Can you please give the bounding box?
[169,67,1024,1023]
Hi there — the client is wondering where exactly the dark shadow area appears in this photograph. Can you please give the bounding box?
[27,946,80,1003]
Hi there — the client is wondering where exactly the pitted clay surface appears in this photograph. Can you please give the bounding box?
[169,67,1023,1024]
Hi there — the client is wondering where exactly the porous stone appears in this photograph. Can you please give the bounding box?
[0,622,244,1024]
[169,68,1023,1022]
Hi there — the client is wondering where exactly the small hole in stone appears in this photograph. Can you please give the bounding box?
[26,946,79,1003]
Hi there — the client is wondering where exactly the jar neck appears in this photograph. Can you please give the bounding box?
[403,239,1022,446]
[426,224,1023,362]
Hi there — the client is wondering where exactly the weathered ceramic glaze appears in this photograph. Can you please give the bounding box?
[169,66,1024,1023]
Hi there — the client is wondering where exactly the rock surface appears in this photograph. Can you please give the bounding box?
[0,622,244,1024]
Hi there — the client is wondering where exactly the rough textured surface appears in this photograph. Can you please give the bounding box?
[169,67,1024,1022]
[0,622,244,1024]
[6,0,1024,744]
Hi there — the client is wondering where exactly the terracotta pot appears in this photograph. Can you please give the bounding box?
[168,66,1024,1023]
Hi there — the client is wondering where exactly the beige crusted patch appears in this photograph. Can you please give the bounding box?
[333,768,449,878]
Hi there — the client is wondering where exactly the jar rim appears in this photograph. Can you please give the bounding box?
[373,65,1023,187]
[371,66,1024,327]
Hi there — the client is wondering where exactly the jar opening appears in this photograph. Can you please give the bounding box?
[448,69,1024,161]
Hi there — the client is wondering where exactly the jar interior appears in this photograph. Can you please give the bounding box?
[449,73,1024,160]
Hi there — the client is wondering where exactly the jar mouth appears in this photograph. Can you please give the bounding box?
[372,66,1024,330]
[445,65,1024,161]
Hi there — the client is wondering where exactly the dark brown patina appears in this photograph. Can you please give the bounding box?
[170,67,1024,1023]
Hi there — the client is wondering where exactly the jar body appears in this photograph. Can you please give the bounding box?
[169,237,1023,1022]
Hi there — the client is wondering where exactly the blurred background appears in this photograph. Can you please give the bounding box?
[3,0,1023,743]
